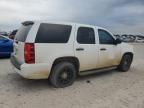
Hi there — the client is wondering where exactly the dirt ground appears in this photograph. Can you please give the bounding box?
[0,43,144,108]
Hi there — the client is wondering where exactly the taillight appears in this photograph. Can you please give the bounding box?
[24,43,35,64]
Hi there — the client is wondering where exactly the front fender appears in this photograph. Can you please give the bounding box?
[120,43,134,58]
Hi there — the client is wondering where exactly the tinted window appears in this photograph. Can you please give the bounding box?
[35,23,72,43]
[98,29,115,44]
[15,25,32,42]
[77,27,95,44]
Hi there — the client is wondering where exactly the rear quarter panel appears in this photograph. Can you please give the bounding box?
[34,24,75,72]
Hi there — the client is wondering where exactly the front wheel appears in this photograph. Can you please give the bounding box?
[118,54,133,72]
[49,62,76,88]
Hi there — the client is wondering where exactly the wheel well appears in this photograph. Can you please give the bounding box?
[123,52,134,60]
[51,57,80,72]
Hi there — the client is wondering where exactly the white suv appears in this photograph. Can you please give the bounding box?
[11,21,134,88]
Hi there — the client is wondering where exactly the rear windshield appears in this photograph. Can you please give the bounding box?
[15,25,32,42]
[35,23,72,43]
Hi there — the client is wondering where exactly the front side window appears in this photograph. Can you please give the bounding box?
[35,23,72,43]
[98,29,115,44]
[77,27,95,44]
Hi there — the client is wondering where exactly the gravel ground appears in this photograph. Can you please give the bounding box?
[0,43,144,108]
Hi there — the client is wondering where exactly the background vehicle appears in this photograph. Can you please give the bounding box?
[11,21,134,88]
[0,32,8,36]
[0,35,13,57]
[136,39,144,43]
[9,30,18,40]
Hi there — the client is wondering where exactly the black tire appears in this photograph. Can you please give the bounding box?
[118,54,133,72]
[49,62,76,88]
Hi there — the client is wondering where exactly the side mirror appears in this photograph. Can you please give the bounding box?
[115,38,122,45]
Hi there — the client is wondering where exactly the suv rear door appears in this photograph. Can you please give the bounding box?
[13,22,33,63]
[74,24,99,72]
[97,29,121,68]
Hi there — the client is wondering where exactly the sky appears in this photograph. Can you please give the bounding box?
[0,0,144,35]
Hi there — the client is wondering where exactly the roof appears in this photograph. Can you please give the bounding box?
[22,20,102,28]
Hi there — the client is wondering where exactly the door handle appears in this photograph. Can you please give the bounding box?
[100,48,107,51]
[76,48,84,51]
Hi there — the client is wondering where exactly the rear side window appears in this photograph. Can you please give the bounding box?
[35,23,72,43]
[15,25,32,42]
[77,27,95,44]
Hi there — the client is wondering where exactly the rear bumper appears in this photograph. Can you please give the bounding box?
[10,55,50,79]
[10,55,21,70]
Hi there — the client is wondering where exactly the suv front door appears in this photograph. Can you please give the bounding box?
[74,25,99,72]
[98,29,121,68]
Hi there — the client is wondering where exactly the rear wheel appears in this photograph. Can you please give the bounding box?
[49,62,76,88]
[118,54,133,72]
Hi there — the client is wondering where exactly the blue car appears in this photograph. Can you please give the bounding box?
[0,35,13,58]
